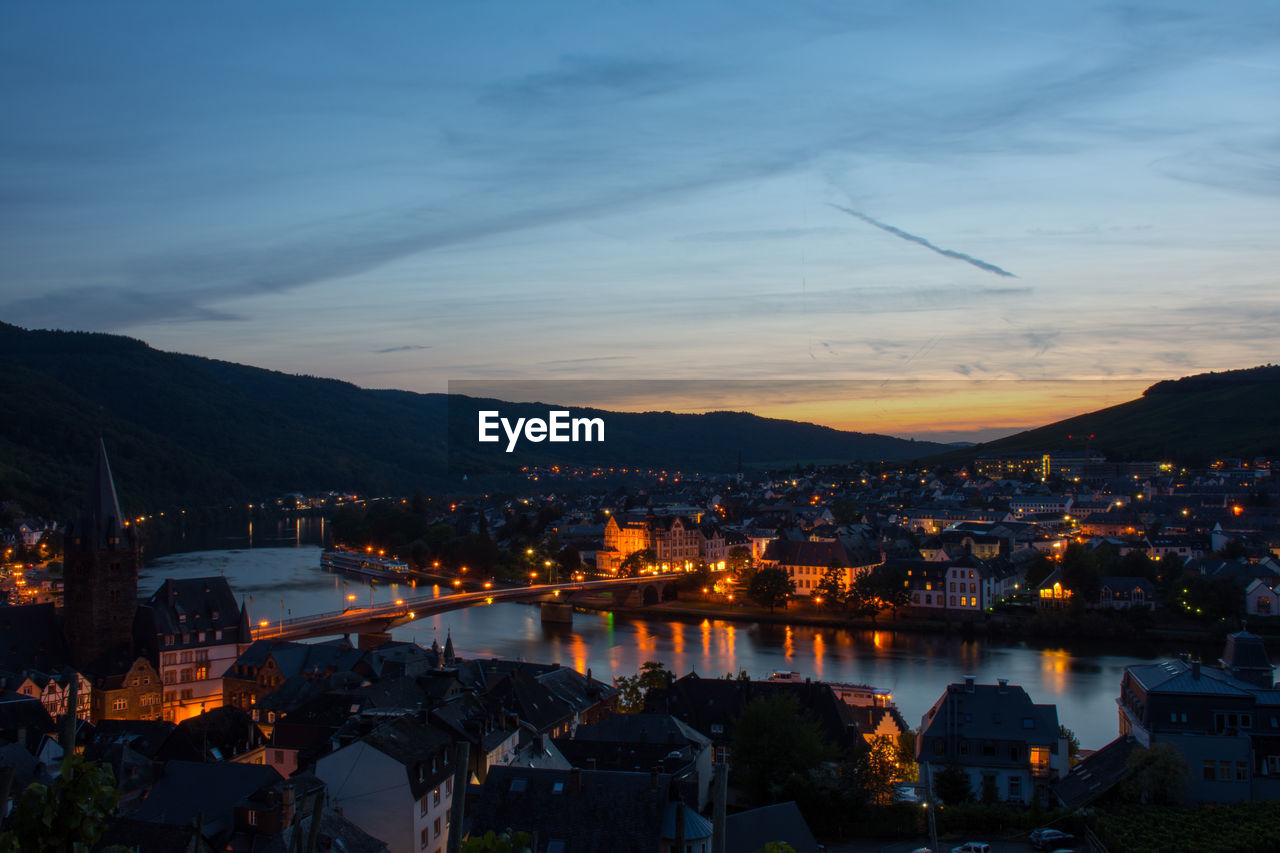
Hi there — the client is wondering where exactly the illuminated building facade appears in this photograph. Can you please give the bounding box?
[598,514,718,574]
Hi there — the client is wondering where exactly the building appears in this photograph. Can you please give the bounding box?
[598,514,718,575]
[63,440,138,671]
[1008,496,1074,518]
[917,676,1068,805]
[1244,579,1279,616]
[943,557,991,613]
[8,668,91,721]
[1116,631,1280,802]
[135,577,250,722]
[89,656,163,722]
[760,539,868,595]
[467,766,680,853]
[973,454,1049,482]
[315,716,457,853]
[1098,576,1156,610]
[553,713,713,810]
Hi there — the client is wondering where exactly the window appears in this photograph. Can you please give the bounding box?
[445,778,452,796]
[179,688,193,700]
[1236,762,1248,781]
[420,795,429,817]
[959,742,968,755]
[434,817,441,838]
[950,596,956,606]
[248,810,258,826]
[421,827,430,848]
[112,697,127,712]
[1009,746,1019,761]
[1218,761,1232,781]
[194,666,208,681]
[432,787,441,807]
[982,743,996,757]
[1008,775,1022,800]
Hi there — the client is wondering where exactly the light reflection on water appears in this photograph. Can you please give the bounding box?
[143,545,1172,750]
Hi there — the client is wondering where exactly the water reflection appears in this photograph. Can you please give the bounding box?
[146,546,1179,750]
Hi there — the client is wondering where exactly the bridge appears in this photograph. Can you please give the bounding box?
[250,574,684,645]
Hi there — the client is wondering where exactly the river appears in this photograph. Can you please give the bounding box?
[138,531,1197,751]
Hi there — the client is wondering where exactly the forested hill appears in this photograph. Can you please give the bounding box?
[947,365,1280,465]
[0,324,947,515]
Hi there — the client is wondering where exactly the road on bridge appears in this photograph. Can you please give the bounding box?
[251,573,686,642]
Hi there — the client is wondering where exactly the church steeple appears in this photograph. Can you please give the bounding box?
[64,440,139,671]
[72,438,133,553]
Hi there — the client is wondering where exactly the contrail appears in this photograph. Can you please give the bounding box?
[829,204,1016,278]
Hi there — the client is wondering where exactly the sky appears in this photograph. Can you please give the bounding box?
[2,1,1278,441]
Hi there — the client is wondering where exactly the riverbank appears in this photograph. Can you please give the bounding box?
[577,596,1280,650]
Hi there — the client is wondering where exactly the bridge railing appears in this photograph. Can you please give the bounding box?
[255,573,685,634]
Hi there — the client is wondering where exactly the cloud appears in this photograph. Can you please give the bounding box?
[537,355,635,366]
[372,345,432,354]
[829,204,1017,277]
[487,54,698,104]
[1023,330,1060,356]
[1,286,242,330]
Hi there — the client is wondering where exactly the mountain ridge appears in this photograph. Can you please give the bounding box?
[0,324,948,514]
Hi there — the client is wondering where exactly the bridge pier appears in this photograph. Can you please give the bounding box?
[540,602,573,626]
[357,631,395,649]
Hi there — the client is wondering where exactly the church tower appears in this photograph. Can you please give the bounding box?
[63,439,138,670]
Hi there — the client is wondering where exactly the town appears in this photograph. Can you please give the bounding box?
[0,441,1277,853]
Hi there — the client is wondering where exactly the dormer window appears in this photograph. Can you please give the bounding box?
[178,614,187,623]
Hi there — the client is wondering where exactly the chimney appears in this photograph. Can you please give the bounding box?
[1192,661,1201,680]
[963,675,976,693]
[997,678,1008,694]
[281,784,296,827]
[570,767,582,794]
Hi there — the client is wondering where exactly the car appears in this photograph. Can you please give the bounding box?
[893,782,923,803]
[1030,828,1076,849]
[950,844,991,853]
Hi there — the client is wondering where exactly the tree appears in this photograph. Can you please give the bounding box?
[754,844,797,853]
[748,568,795,613]
[727,545,752,574]
[461,830,533,853]
[730,694,835,806]
[1117,742,1188,805]
[931,765,972,806]
[613,661,672,713]
[1059,724,1081,767]
[618,548,656,578]
[852,735,909,805]
[0,753,122,853]
[813,565,846,609]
